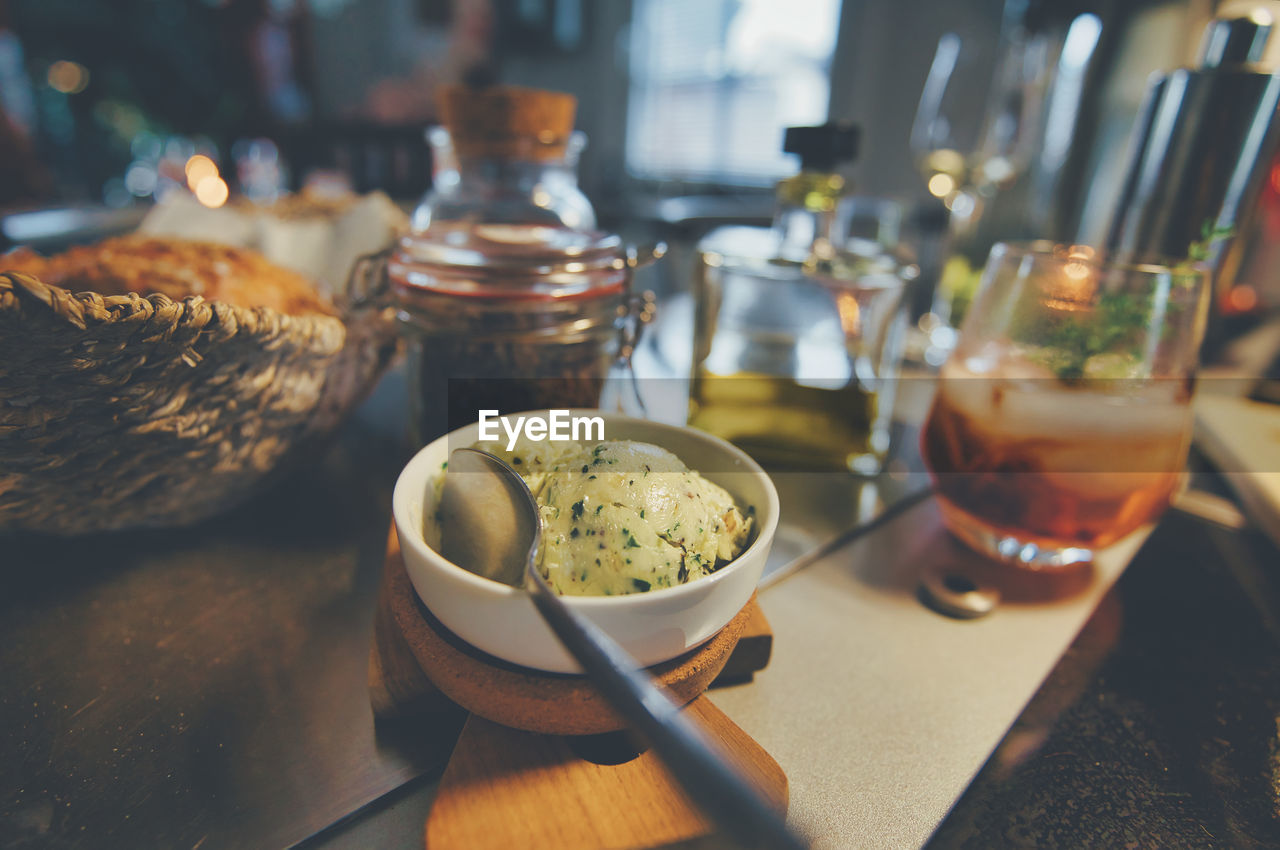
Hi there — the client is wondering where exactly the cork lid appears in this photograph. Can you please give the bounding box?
[437,85,577,161]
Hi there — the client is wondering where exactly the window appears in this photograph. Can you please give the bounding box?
[626,0,841,185]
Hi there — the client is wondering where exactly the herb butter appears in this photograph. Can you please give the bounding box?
[476,438,754,596]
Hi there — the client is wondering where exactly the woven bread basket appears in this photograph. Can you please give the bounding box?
[0,259,397,535]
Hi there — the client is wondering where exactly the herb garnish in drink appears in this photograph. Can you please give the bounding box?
[1017,226,1226,381]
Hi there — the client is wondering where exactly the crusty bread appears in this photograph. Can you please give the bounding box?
[1,236,337,316]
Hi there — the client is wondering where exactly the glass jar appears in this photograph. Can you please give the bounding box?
[352,87,658,445]
[387,224,653,445]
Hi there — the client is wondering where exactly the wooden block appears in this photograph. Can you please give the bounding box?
[424,695,788,850]
[712,601,773,684]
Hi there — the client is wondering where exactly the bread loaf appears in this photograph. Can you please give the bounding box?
[1,236,337,317]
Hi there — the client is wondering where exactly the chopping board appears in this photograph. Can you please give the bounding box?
[367,527,787,849]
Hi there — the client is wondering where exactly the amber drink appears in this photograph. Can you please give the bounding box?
[923,354,1193,557]
[921,243,1209,567]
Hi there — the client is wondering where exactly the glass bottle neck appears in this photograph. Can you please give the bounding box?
[773,169,846,263]
[446,156,577,192]
[417,154,591,230]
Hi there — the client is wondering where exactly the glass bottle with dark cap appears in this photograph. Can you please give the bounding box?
[688,124,915,474]
[773,124,860,264]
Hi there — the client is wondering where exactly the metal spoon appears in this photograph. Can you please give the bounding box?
[439,447,808,850]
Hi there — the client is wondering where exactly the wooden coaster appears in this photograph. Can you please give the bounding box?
[425,696,789,850]
[379,525,761,736]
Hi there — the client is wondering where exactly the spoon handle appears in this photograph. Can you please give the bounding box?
[526,571,809,850]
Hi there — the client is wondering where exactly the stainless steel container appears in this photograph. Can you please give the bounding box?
[1105,11,1280,279]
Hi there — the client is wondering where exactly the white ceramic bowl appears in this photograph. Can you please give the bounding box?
[392,410,779,674]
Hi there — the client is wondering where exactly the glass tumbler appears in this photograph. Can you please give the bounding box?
[921,243,1210,567]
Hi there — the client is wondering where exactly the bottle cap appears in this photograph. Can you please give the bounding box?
[783,123,861,171]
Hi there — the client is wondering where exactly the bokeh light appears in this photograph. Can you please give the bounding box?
[194,175,229,208]
[927,173,956,198]
[47,60,90,94]
[185,155,219,190]
[124,162,157,197]
[1226,285,1258,314]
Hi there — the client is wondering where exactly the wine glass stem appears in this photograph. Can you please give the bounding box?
[945,187,985,243]
[925,186,987,328]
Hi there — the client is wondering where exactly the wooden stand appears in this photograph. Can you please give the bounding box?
[428,699,787,850]
[369,527,785,848]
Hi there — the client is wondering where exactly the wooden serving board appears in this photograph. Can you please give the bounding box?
[367,527,785,849]
[427,698,788,850]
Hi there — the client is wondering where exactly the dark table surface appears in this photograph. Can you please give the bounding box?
[930,485,1280,849]
[3,374,1279,849]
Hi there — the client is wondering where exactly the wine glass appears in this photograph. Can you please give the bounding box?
[910,12,1053,358]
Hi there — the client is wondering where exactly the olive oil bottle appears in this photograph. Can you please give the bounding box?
[688,371,882,471]
[687,124,909,473]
